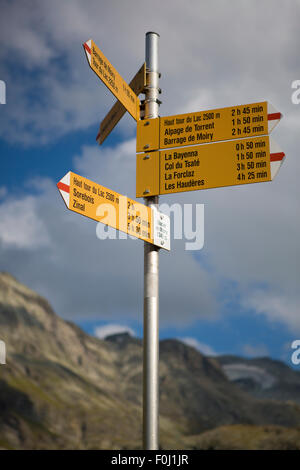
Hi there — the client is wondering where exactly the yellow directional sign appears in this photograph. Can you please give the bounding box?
[97,64,146,145]
[136,136,285,197]
[83,39,140,121]
[136,101,282,152]
[57,171,170,250]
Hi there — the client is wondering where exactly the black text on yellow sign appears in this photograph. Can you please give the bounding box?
[84,39,140,121]
[136,136,273,197]
[97,63,146,145]
[136,101,280,152]
[57,172,170,250]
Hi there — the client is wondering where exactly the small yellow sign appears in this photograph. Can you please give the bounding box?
[136,136,272,197]
[97,64,146,145]
[57,172,170,250]
[136,102,277,152]
[84,39,140,121]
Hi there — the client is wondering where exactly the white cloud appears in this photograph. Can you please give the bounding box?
[243,290,300,333]
[74,139,137,199]
[0,195,51,249]
[0,1,57,67]
[180,337,217,356]
[94,324,135,339]
[0,0,299,144]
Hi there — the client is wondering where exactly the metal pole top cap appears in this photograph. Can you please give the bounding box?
[146,31,160,37]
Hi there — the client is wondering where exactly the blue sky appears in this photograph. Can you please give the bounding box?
[1,0,300,367]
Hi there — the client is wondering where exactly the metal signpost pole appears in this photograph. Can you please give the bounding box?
[143,31,160,450]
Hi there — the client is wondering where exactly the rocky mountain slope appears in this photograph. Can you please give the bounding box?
[217,355,300,404]
[0,272,300,449]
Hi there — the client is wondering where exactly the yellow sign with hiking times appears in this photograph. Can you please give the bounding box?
[136,101,282,152]
[136,136,285,197]
[57,171,170,250]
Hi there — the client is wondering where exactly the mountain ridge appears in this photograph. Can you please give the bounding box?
[0,272,300,449]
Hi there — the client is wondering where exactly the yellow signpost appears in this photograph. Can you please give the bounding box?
[55,32,287,452]
[83,39,140,121]
[57,171,170,250]
[96,64,146,145]
[136,101,282,152]
[136,136,285,197]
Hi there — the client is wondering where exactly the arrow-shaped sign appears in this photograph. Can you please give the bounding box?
[96,63,146,145]
[83,39,140,121]
[57,171,170,250]
[136,101,282,152]
[136,136,285,197]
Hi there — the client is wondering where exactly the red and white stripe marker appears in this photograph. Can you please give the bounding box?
[267,102,282,134]
[83,39,92,65]
[270,138,285,180]
[57,171,70,208]
[83,40,92,65]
